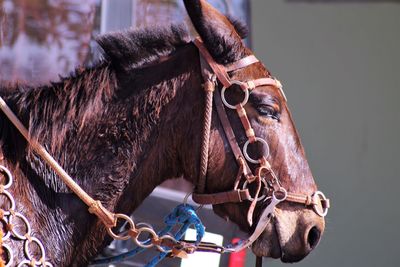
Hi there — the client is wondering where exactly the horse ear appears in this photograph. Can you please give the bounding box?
[183,0,247,64]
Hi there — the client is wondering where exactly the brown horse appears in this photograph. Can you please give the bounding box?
[0,0,326,266]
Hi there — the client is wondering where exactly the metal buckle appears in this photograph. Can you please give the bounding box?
[242,179,269,202]
[311,191,329,217]
[0,165,13,189]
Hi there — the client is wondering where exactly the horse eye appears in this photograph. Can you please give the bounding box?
[257,105,279,120]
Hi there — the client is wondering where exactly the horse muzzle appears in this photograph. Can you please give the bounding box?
[252,204,325,263]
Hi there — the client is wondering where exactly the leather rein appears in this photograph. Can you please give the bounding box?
[191,38,330,252]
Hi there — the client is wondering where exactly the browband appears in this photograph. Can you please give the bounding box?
[225,55,259,72]
[193,38,282,91]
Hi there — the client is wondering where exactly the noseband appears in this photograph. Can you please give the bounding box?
[192,38,329,250]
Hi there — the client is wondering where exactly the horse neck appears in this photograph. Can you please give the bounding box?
[114,43,205,214]
[0,43,205,266]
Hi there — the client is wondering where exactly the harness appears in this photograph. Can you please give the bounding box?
[0,37,329,267]
[191,38,330,255]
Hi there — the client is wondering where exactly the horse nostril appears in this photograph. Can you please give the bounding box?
[307,226,321,250]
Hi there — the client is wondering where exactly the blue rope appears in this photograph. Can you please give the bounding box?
[145,204,205,267]
[91,204,205,266]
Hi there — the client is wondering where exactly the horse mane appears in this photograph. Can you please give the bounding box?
[0,64,115,160]
[96,24,190,72]
[0,24,191,158]
[0,19,246,162]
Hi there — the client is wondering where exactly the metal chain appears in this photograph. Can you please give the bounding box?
[105,213,198,257]
[0,165,53,267]
[0,166,205,266]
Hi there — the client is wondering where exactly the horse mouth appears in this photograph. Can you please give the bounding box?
[251,215,306,263]
[252,229,305,263]
[251,208,322,263]
[251,217,283,260]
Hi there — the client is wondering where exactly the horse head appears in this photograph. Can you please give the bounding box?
[181,0,328,262]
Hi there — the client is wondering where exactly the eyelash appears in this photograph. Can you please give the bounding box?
[257,105,280,120]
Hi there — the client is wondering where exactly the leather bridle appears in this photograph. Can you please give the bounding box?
[191,38,330,252]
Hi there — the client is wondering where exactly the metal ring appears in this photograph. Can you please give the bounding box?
[134,227,158,248]
[0,165,13,189]
[183,192,203,211]
[155,235,178,253]
[43,262,53,267]
[106,213,135,241]
[183,192,192,205]
[2,244,13,267]
[24,236,46,263]
[9,212,32,240]
[273,188,288,202]
[243,138,270,164]
[155,245,170,253]
[195,205,204,212]
[312,191,329,217]
[242,179,268,202]
[1,216,10,241]
[159,235,178,244]
[0,190,16,215]
[17,260,31,267]
[136,222,153,229]
[221,81,250,109]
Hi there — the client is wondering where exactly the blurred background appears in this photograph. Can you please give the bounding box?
[1,0,399,266]
[253,1,400,267]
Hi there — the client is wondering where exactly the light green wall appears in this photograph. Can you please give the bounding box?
[251,1,400,267]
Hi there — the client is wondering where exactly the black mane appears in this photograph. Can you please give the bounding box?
[96,24,190,72]
[0,20,246,162]
[0,25,191,162]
